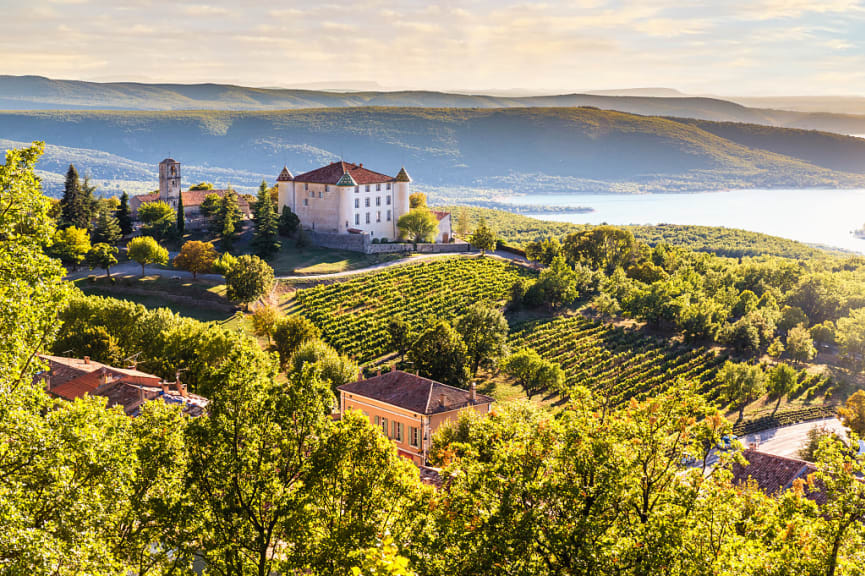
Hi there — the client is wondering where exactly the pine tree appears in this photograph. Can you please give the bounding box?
[218,188,242,252]
[59,165,89,229]
[252,180,280,259]
[176,191,185,238]
[92,208,122,245]
[116,191,133,236]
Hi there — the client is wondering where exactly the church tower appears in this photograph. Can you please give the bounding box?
[158,158,181,207]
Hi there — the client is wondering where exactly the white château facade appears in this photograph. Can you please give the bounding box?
[276,161,412,241]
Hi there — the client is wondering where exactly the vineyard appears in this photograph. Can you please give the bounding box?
[510,315,728,405]
[294,256,535,363]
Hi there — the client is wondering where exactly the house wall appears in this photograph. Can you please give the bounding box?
[340,390,493,465]
[293,182,341,233]
[436,214,453,244]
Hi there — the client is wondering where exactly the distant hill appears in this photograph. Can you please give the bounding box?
[2,107,864,198]
[6,76,865,135]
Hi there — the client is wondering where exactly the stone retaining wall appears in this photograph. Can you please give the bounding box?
[305,229,472,255]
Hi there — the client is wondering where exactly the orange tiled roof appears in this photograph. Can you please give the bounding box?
[294,161,394,186]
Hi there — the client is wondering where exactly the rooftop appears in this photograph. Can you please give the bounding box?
[732,449,823,503]
[293,161,394,186]
[338,370,493,415]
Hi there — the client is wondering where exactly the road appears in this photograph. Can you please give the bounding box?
[741,417,846,459]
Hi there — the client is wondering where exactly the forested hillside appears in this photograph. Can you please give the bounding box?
[2,107,865,197]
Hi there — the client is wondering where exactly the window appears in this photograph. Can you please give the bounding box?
[386,209,391,221]
[375,415,380,427]
[304,183,308,191]
[355,214,360,225]
[304,199,308,206]
[365,185,370,192]
[365,197,370,207]
[392,421,403,442]
[409,426,420,447]
[376,196,381,206]
[376,211,381,222]
[365,213,370,224]
[325,185,329,192]
[318,191,322,198]
[381,418,389,437]
[386,195,391,205]
[355,186,359,193]
[387,183,391,190]
[309,190,314,198]
[354,198,360,209]
[376,183,381,191]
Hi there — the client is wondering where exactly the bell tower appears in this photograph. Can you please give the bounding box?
[158,158,181,207]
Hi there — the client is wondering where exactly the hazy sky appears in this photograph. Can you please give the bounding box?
[2,0,864,95]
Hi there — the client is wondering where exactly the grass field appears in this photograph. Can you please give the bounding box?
[265,244,403,276]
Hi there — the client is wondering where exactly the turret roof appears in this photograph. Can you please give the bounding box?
[276,166,294,181]
[336,171,358,187]
[395,167,412,182]
[294,161,394,185]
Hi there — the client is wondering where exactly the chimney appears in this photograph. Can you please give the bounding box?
[138,387,146,403]
[160,381,169,394]
[470,382,477,404]
[83,356,90,365]
[376,369,381,377]
[357,368,364,382]
[175,373,187,398]
[439,393,445,407]
[749,442,757,451]
[359,163,363,168]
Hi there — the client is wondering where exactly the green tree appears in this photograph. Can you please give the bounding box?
[224,254,274,309]
[563,225,636,273]
[172,240,217,280]
[501,348,566,398]
[291,339,359,394]
[251,303,281,344]
[126,236,168,275]
[252,180,281,258]
[525,254,582,308]
[200,192,222,220]
[59,164,94,229]
[767,337,785,359]
[409,192,427,209]
[189,181,213,190]
[387,315,413,361]
[212,251,237,275]
[408,319,470,387]
[176,190,185,237]
[456,303,509,375]
[187,347,334,576]
[837,390,865,436]
[92,207,122,244]
[279,205,300,237]
[213,189,242,251]
[767,362,798,411]
[787,323,817,364]
[138,201,176,241]
[397,207,438,244]
[50,225,91,268]
[525,237,562,265]
[455,206,470,237]
[468,218,497,255]
[836,308,865,372]
[85,242,118,277]
[717,360,766,418]
[273,315,321,368]
[116,191,133,236]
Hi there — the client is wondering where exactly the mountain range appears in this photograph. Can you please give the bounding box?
[3,106,865,198]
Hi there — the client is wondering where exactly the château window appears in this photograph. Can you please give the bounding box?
[325,185,329,192]
[386,195,391,205]
[392,421,403,442]
[354,198,360,209]
[355,214,360,225]
[304,183,308,191]
[386,209,391,221]
[355,186,359,193]
[365,197,370,207]
[387,183,391,190]
[304,199,308,206]
[376,183,381,191]
[376,196,381,206]
[409,426,420,447]
[375,415,380,427]
[309,190,314,198]
[318,191,322,198]
[376,211,381,222]
[381,417,389,437]
[365,213,370,224]
[365,185,370,192]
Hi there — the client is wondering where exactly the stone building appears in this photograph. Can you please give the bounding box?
[276,161,413,241]
[130,158,250,226]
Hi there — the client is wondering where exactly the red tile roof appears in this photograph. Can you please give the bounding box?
[431,210,450,222]
[338,370,493,415]
[732,449,818,499]
[294,161,394,186]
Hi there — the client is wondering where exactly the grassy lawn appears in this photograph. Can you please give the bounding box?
[267,244,403,276]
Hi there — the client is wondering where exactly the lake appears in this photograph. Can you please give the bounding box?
[501,189,865,254]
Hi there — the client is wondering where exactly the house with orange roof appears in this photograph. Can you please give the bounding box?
[337,370,493,465]
[37,355,208,417]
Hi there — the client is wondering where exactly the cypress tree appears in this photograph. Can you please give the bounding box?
[60,165,85,229]
[92,208,122,245]
[176,191,185,238]
[252,180,280,259]
[116,192,133,236]
[218,188,242,252]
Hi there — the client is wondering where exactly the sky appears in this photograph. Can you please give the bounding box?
[1,0,864,95]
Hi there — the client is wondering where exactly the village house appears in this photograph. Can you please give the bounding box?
[37,355,208,417]
[130,158,251,227]
[337,370,494,466]
[431,210,453,244]
[731,448,826,504]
